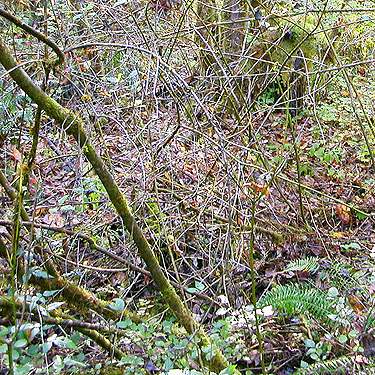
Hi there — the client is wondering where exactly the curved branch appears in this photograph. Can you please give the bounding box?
[0,8,64,67]
[0,174,140,324]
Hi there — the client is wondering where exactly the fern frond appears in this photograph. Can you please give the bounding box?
[259,284,336,324]
[357,369,375,375]
[284,257,368,295]
[294,356,375,374]
[284,257,320,274]
[293,356,354,374]
[320,260,366,293]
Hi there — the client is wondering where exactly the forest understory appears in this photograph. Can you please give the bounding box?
[1,1,375,374]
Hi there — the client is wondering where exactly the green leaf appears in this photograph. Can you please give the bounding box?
[328,287,339,297]
[12,349,20,360]
[31,270,54,279]
[46,302,65,311]
[195,281,205,291]
[205,351,214,361]
[216,307,228,316]
[0,326,8,336]
[14,364,32,375]
[306,348,316,356]
[219,365,237,375]
[356,211,367,219]
[116,318,132,328]
[348,242,361,249]
[348,330,358,338]
[75,352,85,361]
[52,355,63,368]
[63,358,86,367]
[163,357,173,371]
[70,332,82,344]
[310,352,319,360]
[338,335,348,343]
[108,298,125,311]
[43,290,59,297]
[341,242,361,250]
[14,339,28,349]
[52,336,78,350]
[162,320,173,333]
[201,345,213,353]
[26,344,39,356]
[304,338,315,348]
[42,342,52,353]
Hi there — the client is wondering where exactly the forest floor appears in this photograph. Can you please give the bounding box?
[2,1,375,374]
[21,77,375,373]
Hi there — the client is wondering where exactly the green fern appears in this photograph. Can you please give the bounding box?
[284,257,320,274]
[356,369,375,374]
[294,356,375,374]
[293,356,356,374]
[284,257,369,295]
[259,284,336,324]
[320,261,366,293]
[357,370,375,375]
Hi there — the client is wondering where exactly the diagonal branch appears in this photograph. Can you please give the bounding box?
[0,36,236,373]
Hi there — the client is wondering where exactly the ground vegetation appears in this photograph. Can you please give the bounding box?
[1,1,375,374]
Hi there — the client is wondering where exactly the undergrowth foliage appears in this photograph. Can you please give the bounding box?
[1,0,375,374]
[259,284,337,324]
[292,356,373,375]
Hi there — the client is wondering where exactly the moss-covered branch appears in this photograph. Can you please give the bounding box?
[0,36,236,373]
[0,219,220,306]
[0,174,140,324]
[0,8,65,67]
[0,296,126,360]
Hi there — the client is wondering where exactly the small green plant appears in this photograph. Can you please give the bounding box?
[0,321,83,375]
[258,86,280,105]
[295,356,357,375]
[304,337,332,361]
[310,143,342,164]
[73,175,106,211]
[0,86,33,136]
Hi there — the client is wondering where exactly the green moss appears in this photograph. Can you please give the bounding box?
[75,366,130,375]
[268,14,329,73]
